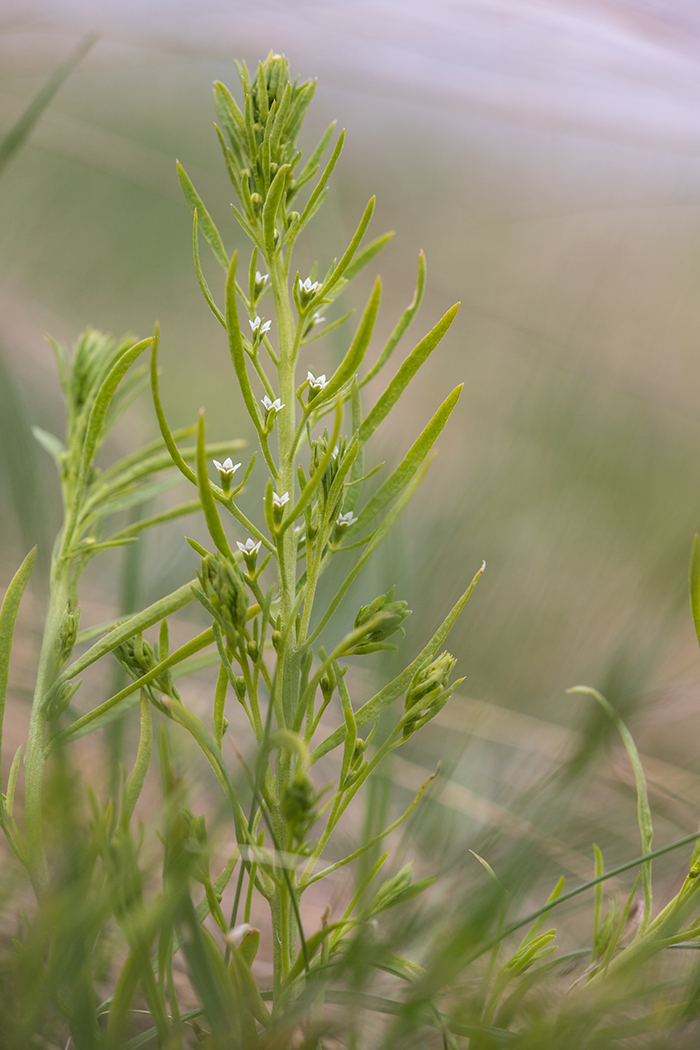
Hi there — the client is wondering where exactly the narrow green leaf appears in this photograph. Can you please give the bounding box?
[291,120,336,197]
[357,303,460,447]
[314,278,381,407]
[0,34,96,178]
[80,336,154,486]
[52,628,215,748]
[343,231,395,283]
[0,548,37,774]
[361,250,427,387]
[320,196,375,295]
[193,211,226,327]
[352,384,463,533]
[262,163,290,254]
[296,130,345,234]
[62,580,198,682]
[177,161,228,269]
[225,253,264,436]
[568,686,653,929]
[269,82,292,157]
[150,330,197,486]
[31,426,66,471]
[106,500,200,542]
[196,411,233,559]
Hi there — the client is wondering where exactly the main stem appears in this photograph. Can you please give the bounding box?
[269,248,300,994]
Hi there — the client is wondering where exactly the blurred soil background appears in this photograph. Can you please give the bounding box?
[4,0,700,935]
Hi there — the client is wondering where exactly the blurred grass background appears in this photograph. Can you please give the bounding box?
[4,0,700,885]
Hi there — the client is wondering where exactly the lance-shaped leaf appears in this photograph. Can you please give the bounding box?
[213,81,246,161]
[0,547,36,775]
[319,196,375,296]
[61,579,198,682]
[313,278,381,407]
[196,411,234,560]
[225,253,264,436]
[51,628,215,748]
[343,231,394,283]
[361,251,426,387]
[351,384,462,534]
[193,211,226,327]
[269,81,292,157]
[262,163,290,254]
[291,120,336,197]
[568,685,654,930]
[32,426,66,472]
[78,336,154,487]
[311,560,485,763]
[177,162,228,270]
[357,303,459,447]
[295,130,345,235]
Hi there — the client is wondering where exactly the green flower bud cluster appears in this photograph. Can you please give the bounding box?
[195,553,249,651]
[281,770,322,849]
[53,604,80,669]
[363,863,435,920]
[214,51,316,232]
[401,651,458,740]
[346,587,411,656]
[114,632,176,699]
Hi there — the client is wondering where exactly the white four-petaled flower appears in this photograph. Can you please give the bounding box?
[255,270,268,287]
[249,316,272,336]
[336,511,357,528]
[261,395,284,413]
[310,312,326,327]
[272,491,290,509]
[213,457,241,476]
[299,277,319,296]
[307,370,327,391]
[237,538,262,556]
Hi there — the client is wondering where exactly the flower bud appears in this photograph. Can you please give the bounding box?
[346,587,411,656]
[251,192,263,212]
[234,676,247,700]
[195,553,249,651]
[54,604,81,668]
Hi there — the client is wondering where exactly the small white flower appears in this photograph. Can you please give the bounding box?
[261,395,284,413]
[255,270,268,287]
[311,312,326,327]
[307,370,327,391]
[331,445,340,459]
[293,525,303,534]
[299,277,319,296]
[213,457,241,476]
[272,491,290,509]
[336,511,357,528]
[249,316,272,336]
[237,538,262,556]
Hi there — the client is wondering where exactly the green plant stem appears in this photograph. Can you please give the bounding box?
[24,554,71,893]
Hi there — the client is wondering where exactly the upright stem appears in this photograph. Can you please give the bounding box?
[269,248,301,990]
[24,552,71,894]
